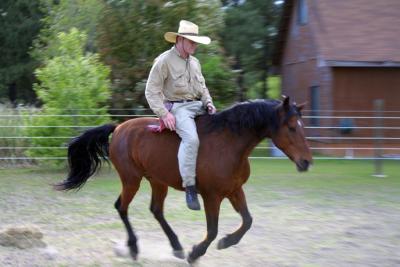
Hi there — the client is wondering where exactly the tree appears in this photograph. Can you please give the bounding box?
[0,0,44,104]
[32,0,105,62]
[221,0,282,99]
[26,28,111,162]
[97,0,235,111]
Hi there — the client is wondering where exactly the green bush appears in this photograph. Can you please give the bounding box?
[247,75,281,100]
[25,28,111,162]
[196,42,236,108]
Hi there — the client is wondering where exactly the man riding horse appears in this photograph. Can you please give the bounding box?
[145,20,216,210]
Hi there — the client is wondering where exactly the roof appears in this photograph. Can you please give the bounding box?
[273,0,400,65]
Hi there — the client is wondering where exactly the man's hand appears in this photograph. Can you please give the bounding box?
[161,112,176,131]
[206,102,217,114]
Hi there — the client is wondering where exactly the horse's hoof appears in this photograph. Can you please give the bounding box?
[187,255,196,264]
[187,250,197,264]
[113,243,129,257]
[129,250,138,261]
[173,249,185,259]
[217,238,226,250]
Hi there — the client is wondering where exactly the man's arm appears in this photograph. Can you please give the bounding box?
[145,58,176,130]
[197,64,216,114]
[145,58,169,118]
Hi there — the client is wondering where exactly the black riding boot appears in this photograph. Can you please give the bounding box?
[185,185,201,210]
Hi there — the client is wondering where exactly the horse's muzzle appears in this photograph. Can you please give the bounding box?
[296,159,310,172]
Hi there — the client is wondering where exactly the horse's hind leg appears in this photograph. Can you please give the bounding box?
[114,174,142,260]
[217,187,253,250]
[149,181,185,259]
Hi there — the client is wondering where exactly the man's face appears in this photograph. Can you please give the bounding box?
[182,38,197,55]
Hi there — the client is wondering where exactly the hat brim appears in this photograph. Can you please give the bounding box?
[164,32,211,45]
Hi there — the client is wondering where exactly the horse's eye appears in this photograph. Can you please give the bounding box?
[289,126,296,133]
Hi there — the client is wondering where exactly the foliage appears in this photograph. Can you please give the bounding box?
[197,45,236,108]
[266,75,281,99]
[26,28,111,162]
[221,0,282,98]
[247,75,281,100]
[1,0,283,109]
[97,0,234,110]
[31,0,104,62]
[0,0,44,103]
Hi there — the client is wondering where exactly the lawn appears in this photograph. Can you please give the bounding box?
[1,159,399,225]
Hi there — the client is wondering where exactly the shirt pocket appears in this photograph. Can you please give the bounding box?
[171,72,188,94]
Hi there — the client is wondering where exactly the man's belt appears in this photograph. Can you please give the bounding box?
[167,99,199,103]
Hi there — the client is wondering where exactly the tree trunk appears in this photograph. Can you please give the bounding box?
[234,55,246,102]
[8,82,17,107]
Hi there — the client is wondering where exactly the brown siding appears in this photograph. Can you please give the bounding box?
[333,68,400,111]
[281,0,319,104]
[332,67,400,141]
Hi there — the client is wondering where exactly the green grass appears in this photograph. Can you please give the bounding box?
[250,159,400,185]
[245,159,400,209]
[1,159,399,194]
[1,159,399,216]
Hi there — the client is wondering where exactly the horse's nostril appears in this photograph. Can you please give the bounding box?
[303,160,309,168]
[296,159,310,172]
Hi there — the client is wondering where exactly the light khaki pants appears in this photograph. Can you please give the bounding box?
[170,101,205,188]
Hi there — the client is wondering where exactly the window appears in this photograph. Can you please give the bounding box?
[310,86,319,126]
[297,0,308,25]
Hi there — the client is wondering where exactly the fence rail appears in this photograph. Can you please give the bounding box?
[1,107,399,164]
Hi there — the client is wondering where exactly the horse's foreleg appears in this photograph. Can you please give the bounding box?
[114,180,141,260]
[188,194,222,263]
[149,181,185,259]
[217,187,253,250]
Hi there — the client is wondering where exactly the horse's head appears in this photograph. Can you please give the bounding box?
[271,96,313,172]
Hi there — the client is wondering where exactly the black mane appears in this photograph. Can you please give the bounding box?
[206,99,282,136]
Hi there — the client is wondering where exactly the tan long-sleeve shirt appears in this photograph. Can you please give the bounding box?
[145,46,213,118]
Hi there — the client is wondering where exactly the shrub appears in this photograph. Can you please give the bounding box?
[25,28,111,163]
[247,75,281,100]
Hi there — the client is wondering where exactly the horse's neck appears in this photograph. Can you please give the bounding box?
[241,132,265,158]
[197,116,268,158]
[222,130,265,159]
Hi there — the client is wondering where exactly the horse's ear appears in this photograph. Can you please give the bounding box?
[282,95,290,110]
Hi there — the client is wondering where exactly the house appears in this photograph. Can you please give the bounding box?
[273,0,400,152]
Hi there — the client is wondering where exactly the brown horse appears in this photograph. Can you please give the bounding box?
[56,96,312,263]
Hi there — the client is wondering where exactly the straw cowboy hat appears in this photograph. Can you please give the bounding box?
[164,20,211,45]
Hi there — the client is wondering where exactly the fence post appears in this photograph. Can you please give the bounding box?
[373,99,385,177]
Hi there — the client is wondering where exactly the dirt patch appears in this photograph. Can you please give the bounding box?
[0,226,46,249]
[1,170,400,266]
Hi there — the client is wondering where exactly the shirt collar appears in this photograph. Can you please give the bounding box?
[171,46,190,60]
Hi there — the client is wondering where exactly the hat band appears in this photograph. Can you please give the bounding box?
[178,32,199,36]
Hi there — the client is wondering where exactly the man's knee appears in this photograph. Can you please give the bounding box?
[184,134,199,148]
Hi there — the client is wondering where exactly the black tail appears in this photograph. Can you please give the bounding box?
[55,124,117,191]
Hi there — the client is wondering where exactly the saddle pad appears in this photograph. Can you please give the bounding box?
[146,119,166,133]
